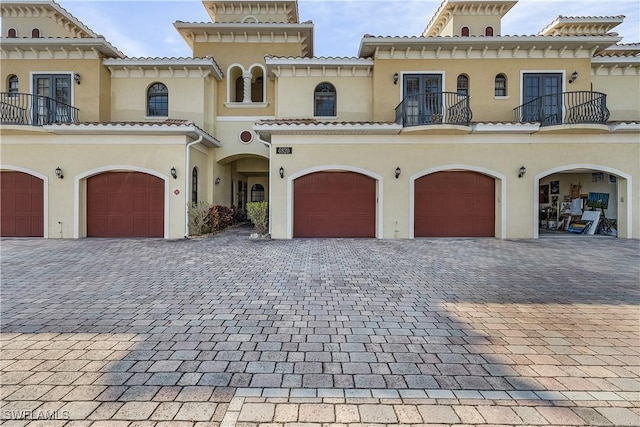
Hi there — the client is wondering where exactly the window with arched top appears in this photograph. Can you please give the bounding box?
[251,184,265,202]
[461,26,470,37]
[457,74,469,96]
[31,28,41,38]
[8,28,17,38]
[495,74,507,96]
[314,82,336,117]
[191,167,198,204]
[234,76,244,102]
[252,76,263,103]
[147,82,168,116]
[8,75,19,95]
[485,26,494,36]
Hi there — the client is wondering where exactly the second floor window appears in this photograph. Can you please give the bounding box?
[461,26,470,37]
[485,26,494,36]
[314,82,336,117]
[8,28,17,38]
[32,28,41,38]
[495,74,507,97]
[457,74,469,96]
[147,83,168,116]
[8,75,19,95]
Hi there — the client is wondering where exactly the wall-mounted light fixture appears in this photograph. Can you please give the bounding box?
[568,70,578,84]
[393,72,399,85]
[395,166,401,179]
[518,165,526,178]
[170,167,177,179]
[55,166,64,179]
[215,177,221,185]
[74,73,81,85]
[279,166,284,179]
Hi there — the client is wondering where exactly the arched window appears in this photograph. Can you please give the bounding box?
[191,167,198,204]
[8,75,19,95]
[235,76,244,102]
[314,82,336,117]
[461,26,470,37]
[31,28,40,38]
[485,26,494,36]
[251,184,265,202]
[252,76,263,102]
[147,82,168,116]
[457,74,469,96]
[495,74,507,97]
[8,28,17,38]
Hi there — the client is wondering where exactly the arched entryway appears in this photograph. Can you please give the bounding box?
[413,170,496,237]
[535,165,631,239]
[292,170,378,238]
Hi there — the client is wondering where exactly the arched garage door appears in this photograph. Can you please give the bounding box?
[87,172,164,237]
[415,171,495,237]
[294,171,375,238]
[1,171,44,237]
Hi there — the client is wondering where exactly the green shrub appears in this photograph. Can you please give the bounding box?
[246,202,269,235]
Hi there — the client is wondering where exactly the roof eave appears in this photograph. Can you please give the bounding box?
[43,123,222,147]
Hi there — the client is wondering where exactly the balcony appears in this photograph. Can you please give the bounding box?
[514,91,609,127]
[395,92,472,127]
[1,92,79,126]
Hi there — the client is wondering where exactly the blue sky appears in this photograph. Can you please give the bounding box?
[56,0,640,58]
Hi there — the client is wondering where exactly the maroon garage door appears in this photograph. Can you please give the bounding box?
[1,171,44,237]
[294,171,375,238]
[87,172,164,237]
[415,171,495,237]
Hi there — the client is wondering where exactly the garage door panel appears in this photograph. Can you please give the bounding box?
[1,171,44,237]
[294,171,375,238]
[87,172,163,237]
[415,171,494,237]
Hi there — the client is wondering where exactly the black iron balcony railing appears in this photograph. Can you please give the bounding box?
[1,92,79,126]
[395,92,472,127]
[514,91,609,126]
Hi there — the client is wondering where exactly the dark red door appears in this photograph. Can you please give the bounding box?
[1,171,44,237]
[87,172,164,237]
[294,171,375,237]
[415,171,495,237]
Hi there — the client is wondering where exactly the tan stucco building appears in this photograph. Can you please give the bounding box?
[2,0,638,240]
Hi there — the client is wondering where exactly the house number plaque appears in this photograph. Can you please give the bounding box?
[276,147,293,154]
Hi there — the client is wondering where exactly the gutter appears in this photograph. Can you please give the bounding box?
[184,135,203,238]
[255,134,273,236]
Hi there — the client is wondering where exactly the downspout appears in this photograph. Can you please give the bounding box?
[185,134,203,238]
[256,133,273,236]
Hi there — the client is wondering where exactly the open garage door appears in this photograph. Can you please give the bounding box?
[1,171,44,237]
[294,171,376,238]
[87,172,164,237]
[415,171,495,237]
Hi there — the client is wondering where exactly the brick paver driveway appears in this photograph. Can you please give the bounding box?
[1,226,639,426]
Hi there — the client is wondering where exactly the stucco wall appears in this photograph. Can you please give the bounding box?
[1,134,190,239]
[592,73,640,122]
[268,133,639,240]
[371,58,594,123]
[275,76,373,121]
[2,58,106,122]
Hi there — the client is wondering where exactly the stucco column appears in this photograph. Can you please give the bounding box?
[243,71,252,103]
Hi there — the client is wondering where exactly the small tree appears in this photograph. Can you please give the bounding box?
[246,202,269,235]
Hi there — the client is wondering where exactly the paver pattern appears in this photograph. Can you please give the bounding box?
[1,226,639,426]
